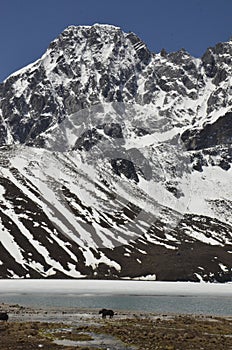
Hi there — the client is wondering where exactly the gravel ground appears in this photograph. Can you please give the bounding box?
[0,303,232,349]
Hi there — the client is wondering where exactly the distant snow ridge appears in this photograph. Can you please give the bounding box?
[0,24,231,281]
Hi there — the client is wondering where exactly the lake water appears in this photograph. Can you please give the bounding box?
[0,293,231,316]
[0,280,231,316]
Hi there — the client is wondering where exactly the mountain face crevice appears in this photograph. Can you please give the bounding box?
[0,24,231,280]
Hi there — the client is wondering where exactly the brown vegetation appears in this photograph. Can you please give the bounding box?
[0,313,231,349]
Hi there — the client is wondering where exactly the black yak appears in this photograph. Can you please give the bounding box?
[0,312,8,321]
[99,308,114,318]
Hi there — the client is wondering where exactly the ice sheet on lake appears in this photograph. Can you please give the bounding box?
[0,280,231,296]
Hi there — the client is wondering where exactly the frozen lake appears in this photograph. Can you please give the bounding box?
[0,280,231,316]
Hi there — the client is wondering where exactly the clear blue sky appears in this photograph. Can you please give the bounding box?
[0,0,231,82]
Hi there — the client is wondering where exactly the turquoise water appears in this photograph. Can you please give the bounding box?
[0,292,231,316]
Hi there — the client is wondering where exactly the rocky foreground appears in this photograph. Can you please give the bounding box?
[0,303,231,349]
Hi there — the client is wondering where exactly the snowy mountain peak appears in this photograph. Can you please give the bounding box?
[0,25,232,281]
[57,22,124,43]
[64,23,122,33]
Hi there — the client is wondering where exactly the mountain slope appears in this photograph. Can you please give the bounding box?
[0,24,231,281]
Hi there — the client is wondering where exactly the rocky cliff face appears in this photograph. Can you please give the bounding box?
[0,24,231,281]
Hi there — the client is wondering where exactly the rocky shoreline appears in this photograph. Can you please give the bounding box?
[0,303,232,349]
